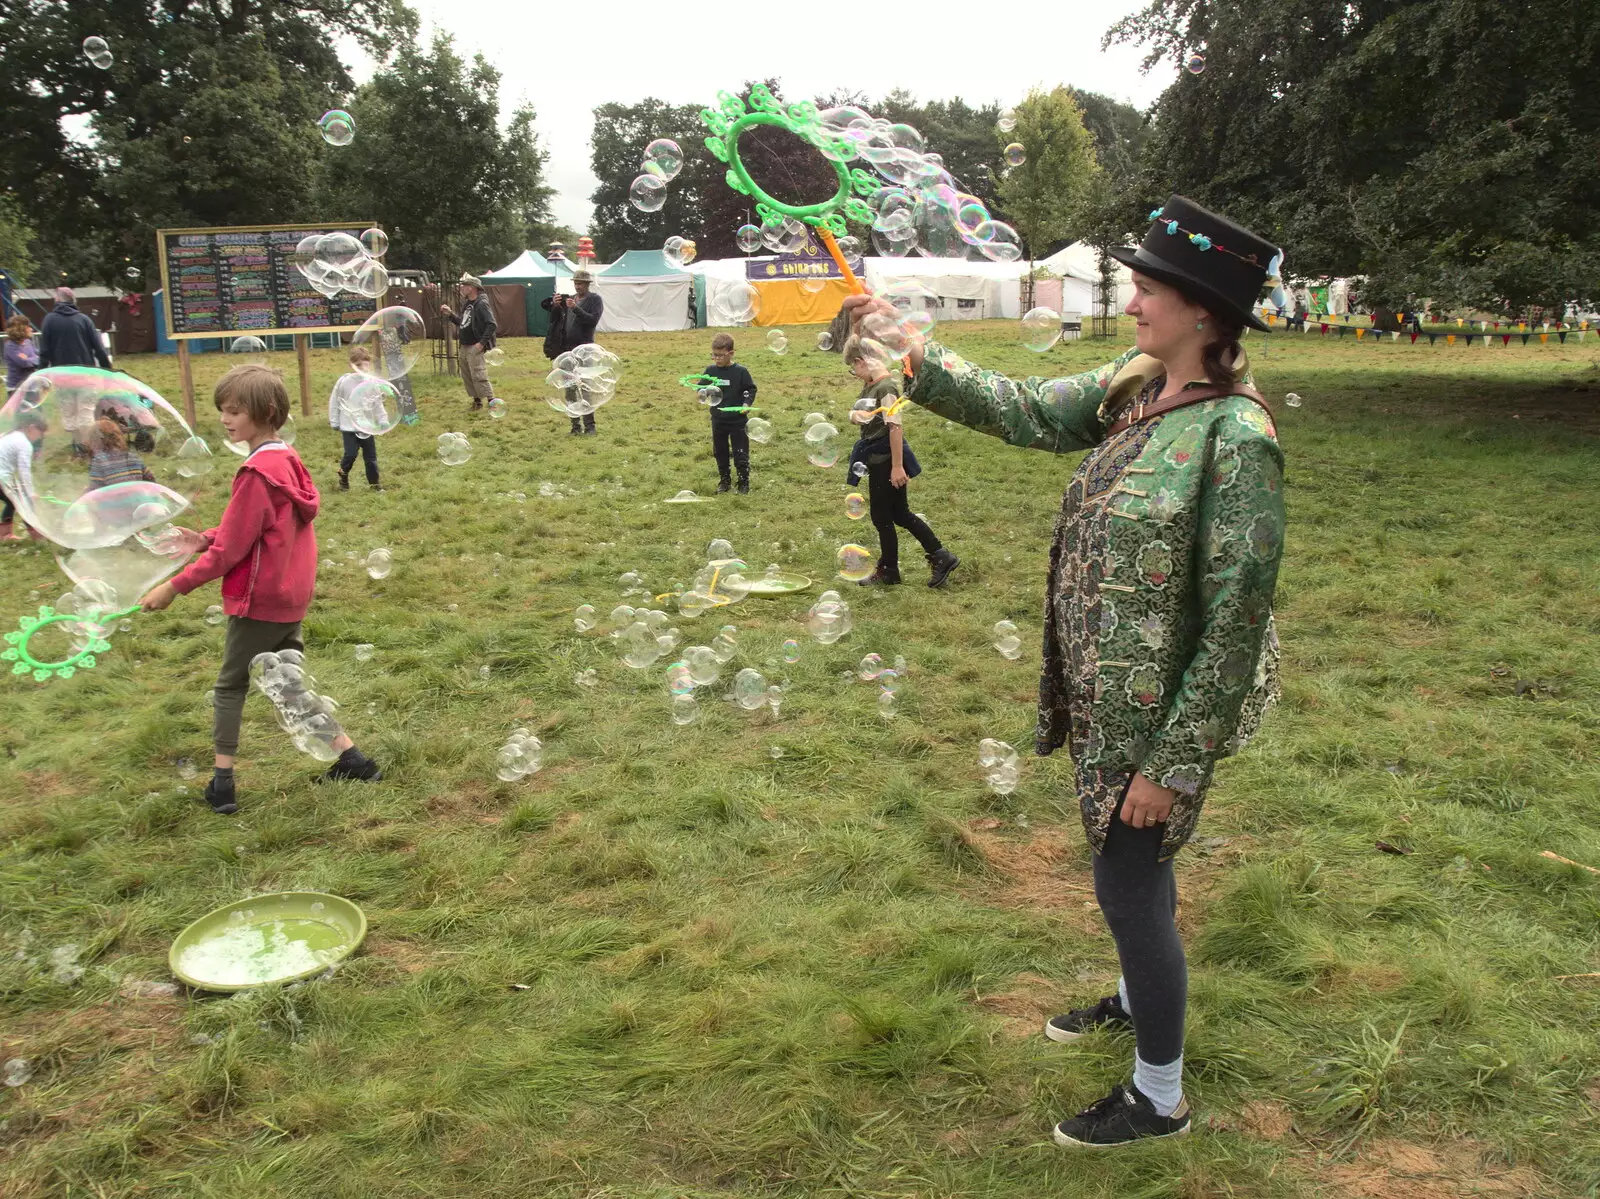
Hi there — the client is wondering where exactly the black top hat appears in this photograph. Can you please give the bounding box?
[1109,195,1279,332]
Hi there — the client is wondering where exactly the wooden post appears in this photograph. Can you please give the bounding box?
[295,334,312,417]
[175,340,196,428]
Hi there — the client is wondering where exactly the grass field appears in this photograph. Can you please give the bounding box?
[2,317,1599,1198]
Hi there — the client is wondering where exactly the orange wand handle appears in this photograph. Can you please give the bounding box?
[816,227,865,295]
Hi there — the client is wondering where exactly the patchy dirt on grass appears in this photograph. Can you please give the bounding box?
[974,971,1063,1037]
[963,822,1098,923]
[1318,1137,1555,1199]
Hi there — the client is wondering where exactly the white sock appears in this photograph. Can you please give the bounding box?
[1117,975,1132,1016]
[1133,1052,1184,1117]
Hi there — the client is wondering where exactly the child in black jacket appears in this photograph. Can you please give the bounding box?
[701,333,757,494]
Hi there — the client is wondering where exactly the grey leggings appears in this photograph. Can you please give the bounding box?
[1092,788,1186,1067]
[214,616,303,757]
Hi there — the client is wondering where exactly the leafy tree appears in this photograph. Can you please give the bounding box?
[319,33,553,275]
[0,0,414,285]
[1073,91,1148,188]
[0,195,40,286]
[993,87,1103,261]
[1106,0,1600,313]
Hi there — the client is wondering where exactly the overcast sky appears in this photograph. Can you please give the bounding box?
[348,1,1177,233]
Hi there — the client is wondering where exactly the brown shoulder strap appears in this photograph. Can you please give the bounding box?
[1104,382,1271,436]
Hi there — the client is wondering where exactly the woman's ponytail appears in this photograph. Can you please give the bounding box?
[1201,314,1246,387]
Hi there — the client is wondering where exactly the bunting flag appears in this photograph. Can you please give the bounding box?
[1251,326,1587,351]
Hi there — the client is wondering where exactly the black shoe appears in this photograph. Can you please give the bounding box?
[202,777,238,816]
[570,422,582,435]
[859,565,902,586]
[317,747,383,784]
[927,547,960,588]
[370,483,384,492]
[470,399,483,412]
[716,478,732,494]
[1053,1083,1191,1149]
[1044,994,1131,1043]
[736,478,750,494]
[583,425,597,436]
[337,470,349,491]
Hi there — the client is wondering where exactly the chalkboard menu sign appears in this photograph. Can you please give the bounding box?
[156,222,382,340]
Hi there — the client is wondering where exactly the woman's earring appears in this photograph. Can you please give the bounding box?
[1196,321,1205,331]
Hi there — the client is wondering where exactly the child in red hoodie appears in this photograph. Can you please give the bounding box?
[139,364,381,815]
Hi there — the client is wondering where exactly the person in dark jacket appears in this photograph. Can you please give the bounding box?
[541,269,605,435]
[702,332,757,493]
[438,273,498,412]
[38,288,112,370]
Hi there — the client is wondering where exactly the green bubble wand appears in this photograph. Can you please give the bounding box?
[679,374,762,414]
[699,84,873,296]
[4,604,141,682]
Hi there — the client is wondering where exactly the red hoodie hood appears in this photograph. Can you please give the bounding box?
[241,443,320,523]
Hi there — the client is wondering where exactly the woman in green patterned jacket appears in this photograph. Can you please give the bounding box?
[845,196,1286,1149]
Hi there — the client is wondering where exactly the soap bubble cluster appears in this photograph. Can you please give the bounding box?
[318,109,356,146]
[804,421,841,468]
[663,235,697,267]
[1020,307,1063,352]
[82,36,113,69]
[496,728,543,782]
[836,543,873,581]
[250,649,345,762]
[435,431,471,466]
[545,343,622,419]
[365,547,392,579]
[765,329,789,355]
[711,281,761,326]
[979,738,1021,795]
[292,228,393,304]
[805,589,853,644]
[747,417,774,444]
[993,620,1022,660]
[630,138,683,210]
[1285,392,1303,408]
[574,604,598,632]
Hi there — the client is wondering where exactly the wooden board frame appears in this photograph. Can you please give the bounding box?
[156,220,381,341]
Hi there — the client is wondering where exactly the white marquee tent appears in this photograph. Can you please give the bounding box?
[1037,242,1133,313]
[593,249,693,332]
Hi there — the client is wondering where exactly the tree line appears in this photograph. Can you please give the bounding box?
[2,0,1594,316]
[0,0,571,289]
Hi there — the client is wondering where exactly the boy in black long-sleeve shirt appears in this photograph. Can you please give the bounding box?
[703,333,757,494]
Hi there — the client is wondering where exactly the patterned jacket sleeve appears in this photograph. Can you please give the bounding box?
[1139,423,1285,794]
[906,343,1141,453]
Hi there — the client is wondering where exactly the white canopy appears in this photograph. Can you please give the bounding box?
[862,257,1029,320]
[592,249,692,332]
[1037,242,1133,311]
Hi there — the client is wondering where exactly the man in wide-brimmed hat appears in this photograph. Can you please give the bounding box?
[439,272,498,413]
[541,268,605,435]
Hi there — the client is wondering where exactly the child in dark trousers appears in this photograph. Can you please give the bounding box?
[327,344,383,490]
[139,364,382,816]
[702,332,757,493]
[843,335,959,587]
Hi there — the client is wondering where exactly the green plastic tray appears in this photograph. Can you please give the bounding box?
[168,891,366,992]
[743,572,813,596]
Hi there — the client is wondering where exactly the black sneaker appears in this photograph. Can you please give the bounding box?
[1053,1083,1191,1149]
[927,547,960,588]
[337,470,349,491]
[736,478,750,494]
[317,747,383,784]
[202,777,238,816]
[470,399,483,412]
[569,422,583,435]
[716,478,732,494]
[1045,994,1131,1042]
[858,565,901,586]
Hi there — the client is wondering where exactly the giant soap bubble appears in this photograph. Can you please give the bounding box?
[0,368,211,551]
[343,377,403,437]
